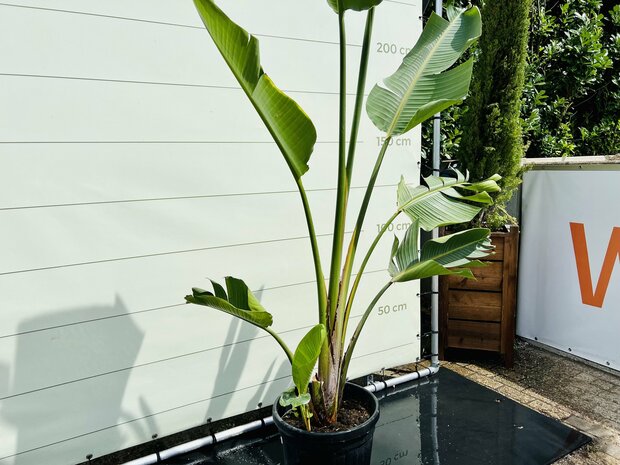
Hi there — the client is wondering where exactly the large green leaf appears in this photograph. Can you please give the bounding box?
[327,0,383,13]
[390,228,492,283]
[393,260,475,282]
[292,324,326,395]
[366,6,481,136]
[397,170,501,231]
[194,0,316,179]
[421,229,493,267]
[185,277,273,328]
[389,222,419,277]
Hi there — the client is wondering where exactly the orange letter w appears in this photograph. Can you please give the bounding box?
[570,222,620,308]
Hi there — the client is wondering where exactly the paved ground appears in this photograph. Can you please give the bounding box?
[436,340,620,464]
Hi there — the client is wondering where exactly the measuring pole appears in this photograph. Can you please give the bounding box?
[431,0,443,371]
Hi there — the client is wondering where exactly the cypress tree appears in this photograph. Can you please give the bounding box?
[456,0,532,229]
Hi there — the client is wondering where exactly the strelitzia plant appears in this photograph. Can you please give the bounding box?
[186,0,497,431]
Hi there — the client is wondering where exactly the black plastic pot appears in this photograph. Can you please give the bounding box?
[272,383,380,465]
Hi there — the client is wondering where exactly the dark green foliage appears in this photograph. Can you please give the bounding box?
[522,0,620,157]
[423,0,620,164]
[454,0,532,228]
[421,90,466,161]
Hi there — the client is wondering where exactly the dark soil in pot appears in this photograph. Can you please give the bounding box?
[281,397,370,433]
[272,382,380,465]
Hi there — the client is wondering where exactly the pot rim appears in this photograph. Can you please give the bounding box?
[272,382,380,439]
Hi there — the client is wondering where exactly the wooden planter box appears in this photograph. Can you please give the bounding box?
[439,226,519,367]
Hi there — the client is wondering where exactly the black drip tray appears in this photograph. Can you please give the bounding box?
[163,369,590,465]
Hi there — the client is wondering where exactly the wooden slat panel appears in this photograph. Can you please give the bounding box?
[447,320,501,351]
[448,289,502,309]
[448,302,502,322]
[448,289,502,322]
[500,226,520,366]
[447,261,503,291]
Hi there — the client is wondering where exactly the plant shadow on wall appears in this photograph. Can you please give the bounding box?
[183,0,501,462]
[0,298,143,465]
[203,287,290,422]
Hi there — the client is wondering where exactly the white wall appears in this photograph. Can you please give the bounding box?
[0,1,422,464]
[517,165,620,371]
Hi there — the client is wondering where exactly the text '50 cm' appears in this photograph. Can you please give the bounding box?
[377,303,408,316]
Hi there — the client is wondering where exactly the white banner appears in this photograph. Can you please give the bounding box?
[0,1,422,464]
[517,167,620,371]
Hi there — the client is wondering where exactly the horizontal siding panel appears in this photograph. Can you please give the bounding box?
[0,335,417,465]
[1,0,348,49]
[0,1,422,464]
[1,0,418,56]
[0,230,399,337]
[0,375,290,465]
[0,77,332,142]
[0,1,419,96]
[0,139,415,210]
[0,334,293,459]
[0,282,417,462]
[0,77,418,176]
[0,5,358,96]
[0,186,404,275]
[0,192,319,274]
[0,274,412,399]
[0,237,319,336]
[0,143,304,208]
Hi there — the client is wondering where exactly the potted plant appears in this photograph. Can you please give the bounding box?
[185,0,495,463]
[438,0,532,367]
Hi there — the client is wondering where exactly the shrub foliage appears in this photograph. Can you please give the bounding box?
[522,0,620,157]
[423,0,620,162]
[456,0,532,228]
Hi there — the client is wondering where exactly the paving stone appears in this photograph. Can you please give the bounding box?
[522,387,554,404]
[564,415,615,438]
[471,374,504,390]
[467,372,491,384]
[587,404,620,431]
[495,378,526,392]
[442,363,474,377]
[496,384,533,403]
[465,364,490,375]
[574,371,598,383]
[594,379,619,391]
[558,449,617,465]
[591,452,620,465]
[602,442,620,460]
[528,399,572,420]
[603,375,620,387]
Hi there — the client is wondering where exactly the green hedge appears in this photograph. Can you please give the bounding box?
[523,0,620,157]
[423,0,620,161]
[455,0,531,229]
